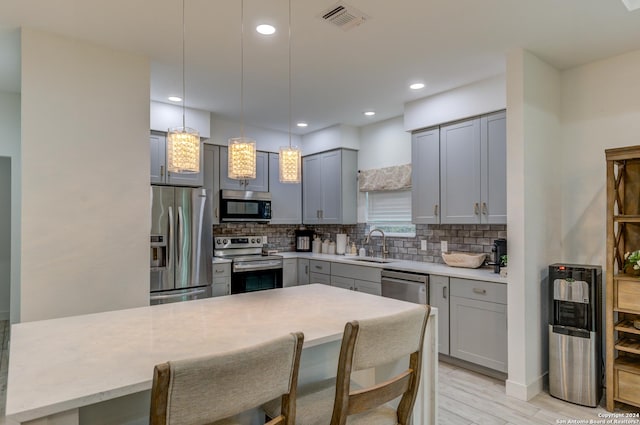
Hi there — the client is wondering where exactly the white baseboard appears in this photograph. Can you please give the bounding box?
[506,373,545,400]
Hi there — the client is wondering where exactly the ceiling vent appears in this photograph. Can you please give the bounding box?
[318,2,369,31]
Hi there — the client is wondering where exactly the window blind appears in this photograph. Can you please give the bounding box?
[366,190,412,223]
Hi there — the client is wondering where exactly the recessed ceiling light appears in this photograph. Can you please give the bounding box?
[256,24,276,35]
[364,111,375,116]
[168,96,182,102]
[409,83,425,90]
[297,122,308,128]
[622,0,640,10]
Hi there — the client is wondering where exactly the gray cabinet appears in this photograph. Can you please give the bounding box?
[411,127,440,224]
[268,153,302,224]
[150,133,204,187]
[211,262,231,297]
[297,259,310,285]
[302,149,357,225]
[283,258,298,287]
[309,259,331,285]
[330,263,382,296]
[429,275,450,355]
[219,146,269,192]
[203,144,221,224]
[439,112,506,224]
[449,278,507,372]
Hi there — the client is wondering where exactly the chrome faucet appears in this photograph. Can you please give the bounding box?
[365,228,388,259]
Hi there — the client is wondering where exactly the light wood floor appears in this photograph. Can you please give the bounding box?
[0,320,635,425]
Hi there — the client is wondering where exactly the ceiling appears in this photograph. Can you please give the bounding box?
[1,0,640,135]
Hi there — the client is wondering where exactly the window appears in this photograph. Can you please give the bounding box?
[366,190,416,237]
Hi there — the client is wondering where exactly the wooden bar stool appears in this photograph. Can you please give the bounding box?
[264,305,430,425]
[150,332,304,425]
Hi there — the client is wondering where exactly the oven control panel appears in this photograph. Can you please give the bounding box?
[214,235,267,249]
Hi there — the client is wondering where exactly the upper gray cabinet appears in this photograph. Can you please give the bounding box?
[268,152,302,224]
[150,133,203,187]
[203,144,221,225]
[302,149,357,225]
[411,127,440,224]
[219,146,269,192]
[439,111,506,224]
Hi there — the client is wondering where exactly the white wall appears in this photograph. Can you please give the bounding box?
[560,49,640,265]
[404,75,506,132]
[506,49,562,400]
[0,90,21,323]
[209,114,301,153]
[150,101,211,139]
[0,157,10,320]
[301,124,359,156]
[20,28,150,322]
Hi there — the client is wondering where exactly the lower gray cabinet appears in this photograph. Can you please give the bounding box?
[283,258,297,287]
[211,262,231,297]
[309,260,331,285]
[330,263,382,295]
[449,278,507,372]
[297,259,310,285]
[429,275,450,355]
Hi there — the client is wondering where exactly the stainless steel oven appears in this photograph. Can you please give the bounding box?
[214,235,283,294]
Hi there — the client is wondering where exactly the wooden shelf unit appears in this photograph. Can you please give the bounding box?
[606,146,640,411]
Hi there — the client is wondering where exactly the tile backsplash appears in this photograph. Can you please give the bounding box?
[213,223,506,264]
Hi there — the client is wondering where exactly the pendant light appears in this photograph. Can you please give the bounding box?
[167,0,200,173]
[228,0,257,180]
[279,0,301,183]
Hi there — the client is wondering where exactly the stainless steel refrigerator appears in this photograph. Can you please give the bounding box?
[150,186,212,305]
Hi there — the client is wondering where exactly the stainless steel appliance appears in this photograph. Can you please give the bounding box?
[490,238,507,274]
[548,263,602,407]
[219,190,271,222]
[214,235,283,294]
[381,270,428,304]
[295,229,314,252]
[150,186,213,305]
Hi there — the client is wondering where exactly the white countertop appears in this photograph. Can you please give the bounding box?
[6,284,433,423]
[279,252,507,284]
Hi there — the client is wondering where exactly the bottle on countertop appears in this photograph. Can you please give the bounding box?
[350,242,357,255]
[312,235,322,254]
[321,239,329,254]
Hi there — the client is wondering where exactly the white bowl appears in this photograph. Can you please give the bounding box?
[442,252,487,269]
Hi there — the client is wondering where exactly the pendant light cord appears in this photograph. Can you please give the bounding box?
[240,0,245,139]
[288,0,292,148]
[181,0,186,129]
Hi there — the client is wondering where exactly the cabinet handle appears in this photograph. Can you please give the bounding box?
[214,268,224,274]
[305,265,308,274]
[474,203,480,215]
[315,265,322,270]
[472,288,487,295]
[353,287,358,291]
[434,204,438,216]
[320,210,324,219]
[214,207,218,218]
[160,165,164,177]
[443,286,447,299]
[482,202,488,215]
[227,283,230,294]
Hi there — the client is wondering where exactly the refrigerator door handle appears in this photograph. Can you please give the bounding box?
[150,288,206,301]
[168,206,174,276]
[177,205,185,273]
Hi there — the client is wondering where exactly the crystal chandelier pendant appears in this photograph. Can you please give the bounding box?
[167,126,200,173]
[228,137,257,179]
[279,145,301,183]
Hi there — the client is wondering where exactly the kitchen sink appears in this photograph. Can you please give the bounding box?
[351,257,395,264]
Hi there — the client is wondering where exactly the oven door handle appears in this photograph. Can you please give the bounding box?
[233,261,283,272]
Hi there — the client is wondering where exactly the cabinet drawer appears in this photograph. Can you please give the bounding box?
[331,263,381,282]
[332,275,354,290]
[616,368,640,406]
[310,272,331,285]
[450,278,507,304]
[212,263,231,277]
[617,279,640,312]
[310,260,331,274]
[355,280,382,296]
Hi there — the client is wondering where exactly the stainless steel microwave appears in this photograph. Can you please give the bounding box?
[220,190,272,222]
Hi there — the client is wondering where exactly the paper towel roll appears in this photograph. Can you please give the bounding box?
[336,234,347,255]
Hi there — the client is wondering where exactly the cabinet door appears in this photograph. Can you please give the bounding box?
[440,118,481,224]
[354,280,381,296]
[429,275,450,355]
[203,144,221,224]
[268,153,302,224]
[309,272,331,285]
[412,128,440,224]
[302,154,323,224]
[283,258,298,287]
[481,111,507,224]
[297,259,310,285]
[219,147,268,191]
[212,277,230,297]
[319,150,343,224]
[450,295,507,372]
[332,275,354,290]
[166,141,204,187]
[150,134,166,184]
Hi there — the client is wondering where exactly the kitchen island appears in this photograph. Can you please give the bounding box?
[6,284,437,425]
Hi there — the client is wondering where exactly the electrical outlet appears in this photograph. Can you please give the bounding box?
[441,240,448,253]
[421,240,427,251]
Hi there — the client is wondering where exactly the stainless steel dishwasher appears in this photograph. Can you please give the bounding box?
[381,270,428,304]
